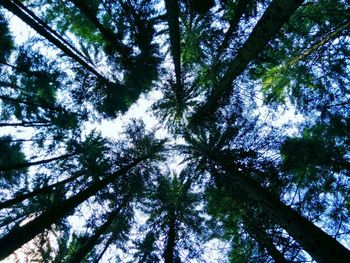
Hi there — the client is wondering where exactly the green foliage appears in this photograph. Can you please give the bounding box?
[0,136,27,185]
[0,11,13,62]
[44,0,103,44]
[0,0,350,262]
[281,117,349,176]
[252,0,350,107]
[135,172,205,262]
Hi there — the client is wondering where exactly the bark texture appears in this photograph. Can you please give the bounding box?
[0,153,74,172]
[0,172,82,210]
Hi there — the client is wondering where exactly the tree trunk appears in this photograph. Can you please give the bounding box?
[67,193,132,262]
[213,0,248,62]
[0,153,75,172]
[0,95,61,112]
[1,138,56,143]
[164,213,177,263]
[0,0,105,81]
[191,0,304,124]
[288,20,350,66]
[164,0,182,89]
[10,0,93,65]
[0,121,51,127]
[216,157,350,263]
[93,234,114,263]
[69,0,129,58]
[0,157,145,260]
[0,172,82,210]
[250,228,290,263]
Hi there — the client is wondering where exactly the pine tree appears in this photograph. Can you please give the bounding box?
[0,0,349,261]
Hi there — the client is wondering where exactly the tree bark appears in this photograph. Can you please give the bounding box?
[10,0,93,65]
[69,0,129,58]
[0,153,75,172]
[0,172,82,210]
[215,157,350,263]
[0,95,61,112]
[288,20,350,66]
[213,0,249,63]
[93,234,114,263]
[191,0,304,124]
[0,157,147,260]
[164,213,177,263]
[0,0,106,81]
[67,193,132,262]
[164,0,182,89]
[0,121,51,128]
[250,227,290,263]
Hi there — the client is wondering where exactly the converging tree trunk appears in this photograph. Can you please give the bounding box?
[0,95,62,112]
[0,156,149,260]
[10,0,92,64]
[0,0,105,80]
[213,0,249,62]
[164,0,182,89]
[164,213,177,263]
[249,227,290,263]
[0,121,51,128]
[191,0,304,124]
[93,234,114,263]
[67,193,132,262]
[0,153,75,172]
[0,172,82,210]
[214,157,350,263]
[69,0,129,58]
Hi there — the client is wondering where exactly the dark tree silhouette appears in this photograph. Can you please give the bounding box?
[0,0,349,262]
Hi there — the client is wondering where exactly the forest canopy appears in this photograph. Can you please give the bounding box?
[0,0,349,262]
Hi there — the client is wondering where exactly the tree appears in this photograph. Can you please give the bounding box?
[0,136,27,187]
[1,0,350,261]
[134,171,204,263]
[182,118,350,262]
[0,10,13,62]
[0,121,166,260]
[190,0,304,125]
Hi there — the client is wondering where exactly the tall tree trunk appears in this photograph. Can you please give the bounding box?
[288,20,350,66]
[0,0,106,81]
[67,193,132,262]
[0,121,51,127]
[215,157,350,262]
[213,0,249,63]
[164,0,182,89]
[0,213,27,229]
[10,0,93,65]
[0,157,147,260]
[93,234,114,263]
[164,213,177,263]
[69,0,129,57]
[249,227,290,263]
[191,0,304,124]
[0,153,75,172]
[0,95,62,112]
[2,138,56,143]
[0,172,83,210]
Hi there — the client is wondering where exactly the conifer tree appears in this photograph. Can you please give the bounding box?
[0,0,349,261]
